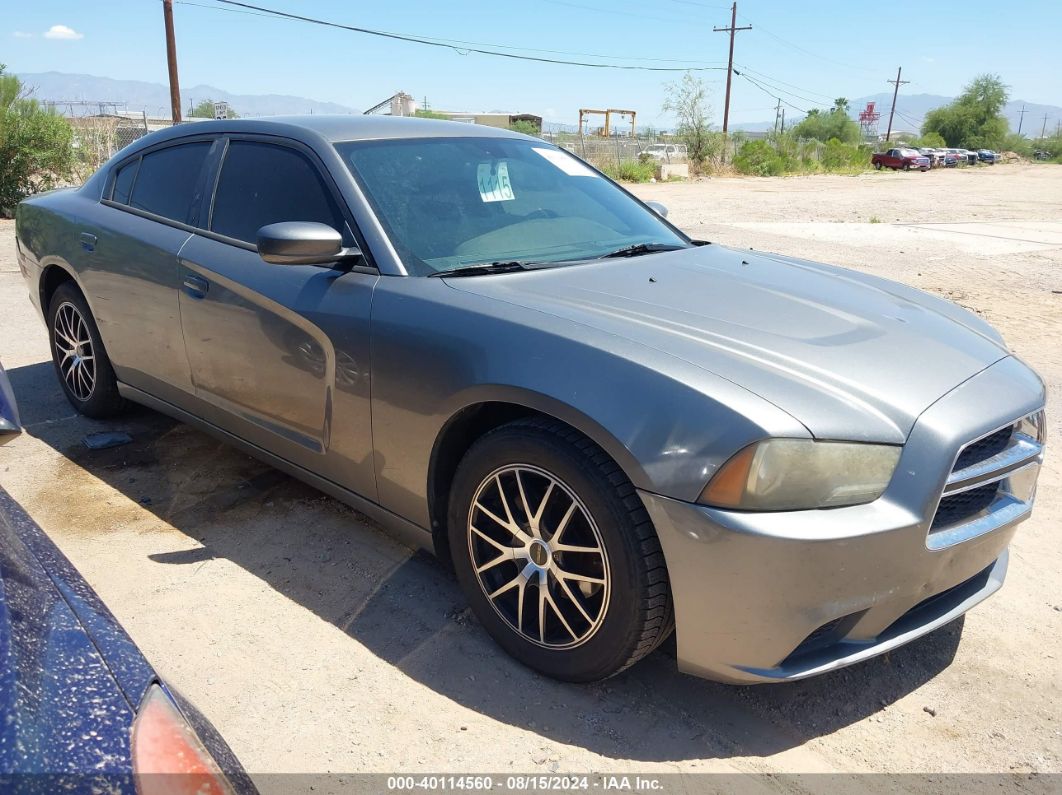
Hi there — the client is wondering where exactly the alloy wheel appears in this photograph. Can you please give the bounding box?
[467,464,611,649]
[53,302,96,401]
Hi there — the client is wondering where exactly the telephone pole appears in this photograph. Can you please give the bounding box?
[162,0,182,123]
[1041,114,1049,141]
[714,2,752,136]
[773,97,782,135]
[1016,104,1028,136]
[884,66,909,142]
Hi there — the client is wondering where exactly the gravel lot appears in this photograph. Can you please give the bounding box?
[1,164,1060,790]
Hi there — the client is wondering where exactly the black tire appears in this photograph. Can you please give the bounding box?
[903,163,911,171]
[47,282,126,418]
[874,161,882,170]
[448,418,674,682]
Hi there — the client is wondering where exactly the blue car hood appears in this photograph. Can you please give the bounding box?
[0,488,153,777]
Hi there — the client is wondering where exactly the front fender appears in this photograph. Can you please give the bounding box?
[369,277,806,529]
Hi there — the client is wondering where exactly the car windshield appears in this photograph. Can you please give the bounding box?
[335,137,688,275]
[899,149,920,157]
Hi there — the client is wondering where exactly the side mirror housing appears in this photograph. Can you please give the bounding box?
[257,221,358,266]
[645,200,668,219]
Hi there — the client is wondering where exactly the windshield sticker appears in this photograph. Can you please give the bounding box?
[477,161,515,202]
[532,147,597,177]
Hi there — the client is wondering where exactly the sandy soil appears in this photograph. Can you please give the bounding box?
[1,163,1060,790]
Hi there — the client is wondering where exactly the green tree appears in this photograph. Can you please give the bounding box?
[921,74,1009,149]
[0,65,76,214]
[789,104,861,144]
[189,99,239,119]
[414,109,449,120]
[663,72,714,166]
[509,119,541,136]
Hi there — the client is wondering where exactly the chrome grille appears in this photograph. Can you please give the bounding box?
[928,410,1045,549]
[953,425,1014,471]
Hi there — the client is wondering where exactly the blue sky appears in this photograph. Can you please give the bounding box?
[6,0,1061,127]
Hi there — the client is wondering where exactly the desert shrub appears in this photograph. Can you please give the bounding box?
[600,159,656,182]
[0,66,76,214]
[733,139,790,176]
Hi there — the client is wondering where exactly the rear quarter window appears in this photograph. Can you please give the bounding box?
[127,142,211,223]
[111,158,140,204]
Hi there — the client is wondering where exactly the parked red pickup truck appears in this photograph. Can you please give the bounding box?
[871,148,931,171]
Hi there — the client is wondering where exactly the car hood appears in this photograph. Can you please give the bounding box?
[0,488,147,777]
[446,245,1009,443]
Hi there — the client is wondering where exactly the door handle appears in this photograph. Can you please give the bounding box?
[79,232,97,252]
[183,273,210,298]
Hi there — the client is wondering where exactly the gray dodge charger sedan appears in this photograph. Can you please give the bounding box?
[15,116,1046,684]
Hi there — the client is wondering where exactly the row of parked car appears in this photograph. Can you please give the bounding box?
[871,146,1003,171]
[919,147,1002,167]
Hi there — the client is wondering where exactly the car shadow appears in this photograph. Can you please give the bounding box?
[8,361,964,762]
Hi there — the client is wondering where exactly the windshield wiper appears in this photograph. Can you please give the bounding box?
[597,243,689,259]
[428,261,548,278]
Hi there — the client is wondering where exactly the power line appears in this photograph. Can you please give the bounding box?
[178,0,723,64]
[738,13,878,74]
[212,0,729,71]
[732,68,831,109]
[732,63,839,103]
[538,0,697,25]
[735,71,807,114]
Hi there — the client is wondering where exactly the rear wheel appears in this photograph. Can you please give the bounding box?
[47,282,125,418]
[448,418,673,681]
[874,162,882,170]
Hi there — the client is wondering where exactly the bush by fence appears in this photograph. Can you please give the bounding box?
[732,135,874,177]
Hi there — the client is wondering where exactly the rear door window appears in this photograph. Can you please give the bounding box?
[127,142,211,223]
[209,141,345,245]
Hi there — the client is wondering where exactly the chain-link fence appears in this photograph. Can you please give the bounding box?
[538,132,691,168]
[69,114,170,178]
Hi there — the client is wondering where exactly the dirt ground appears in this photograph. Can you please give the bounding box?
[1,164,1060,790]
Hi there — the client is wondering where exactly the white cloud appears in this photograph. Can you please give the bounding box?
[43,24,83,40]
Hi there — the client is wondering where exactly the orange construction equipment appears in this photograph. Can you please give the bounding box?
[578,108,637,137]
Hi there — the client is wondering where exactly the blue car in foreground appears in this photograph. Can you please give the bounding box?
[0,365,255,794]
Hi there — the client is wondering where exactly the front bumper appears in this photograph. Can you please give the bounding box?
[642,356,1045,684]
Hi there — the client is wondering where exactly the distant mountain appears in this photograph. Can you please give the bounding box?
[734,92,1062,137]
[16,71,361,117]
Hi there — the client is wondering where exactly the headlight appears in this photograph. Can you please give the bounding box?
[699,439,901,511]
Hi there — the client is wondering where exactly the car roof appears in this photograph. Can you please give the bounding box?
[134,114,527,148]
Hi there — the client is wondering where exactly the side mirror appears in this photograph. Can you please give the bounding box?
[256,221,359,266]
[645,200,669,219]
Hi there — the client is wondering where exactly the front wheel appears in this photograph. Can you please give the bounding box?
[448,418,674,681]
[47,282,126,418]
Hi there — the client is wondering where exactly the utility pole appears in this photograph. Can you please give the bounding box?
[714,2,752,136]
[780,107,785,134]
[885,66,909,142]
[1016,104,1027,136]
[162,0,182,123]
[773,97,782,135]
[1041,114,1049,141]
